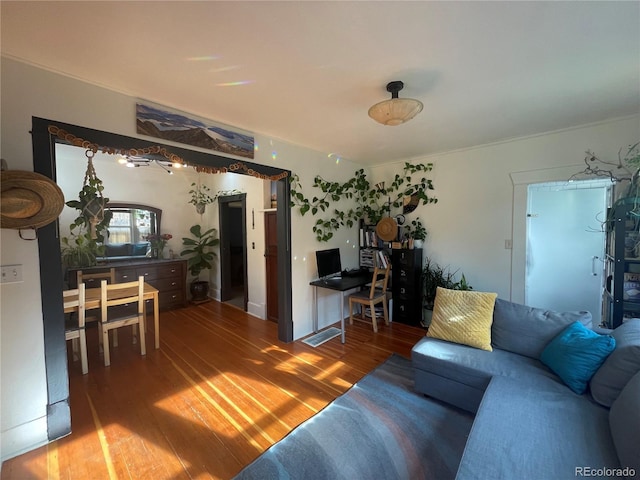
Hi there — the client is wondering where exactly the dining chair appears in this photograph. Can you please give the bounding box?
[77,267,116,288]
[63,283,88,374]
[98,276,146,367]
[348,263,392,333]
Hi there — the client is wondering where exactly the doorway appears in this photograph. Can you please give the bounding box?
[32,117,293,443]
[525,179,611,325]
[218,194,248,310]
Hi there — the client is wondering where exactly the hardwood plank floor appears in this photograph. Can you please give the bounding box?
[1,301,426,480]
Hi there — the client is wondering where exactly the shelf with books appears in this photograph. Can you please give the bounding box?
[358,220,392,269]
[603,199,640,328]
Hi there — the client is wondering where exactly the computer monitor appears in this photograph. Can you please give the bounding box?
[315,248,342,279]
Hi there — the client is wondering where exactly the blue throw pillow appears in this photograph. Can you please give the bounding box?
[540,321,616,394]
[132,242,150,256]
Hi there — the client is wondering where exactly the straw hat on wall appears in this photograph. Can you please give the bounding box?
[1,170,65,230]
[375,216,398,242]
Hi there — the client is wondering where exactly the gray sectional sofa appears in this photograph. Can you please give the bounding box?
[412,299,640,480]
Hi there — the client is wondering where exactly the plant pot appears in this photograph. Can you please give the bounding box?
[190,280,210,303]
[195,203,206,214]
[421,307,434,329]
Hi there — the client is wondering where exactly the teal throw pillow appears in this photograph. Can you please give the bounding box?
[540,321,616,394]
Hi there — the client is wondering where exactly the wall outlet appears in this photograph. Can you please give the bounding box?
[1,265,23,284]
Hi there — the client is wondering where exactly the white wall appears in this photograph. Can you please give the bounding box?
[0,57,364,461]
[371,115,640,302]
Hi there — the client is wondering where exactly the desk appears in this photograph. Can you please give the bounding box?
[310,273,371,343]
[65,282,161,349]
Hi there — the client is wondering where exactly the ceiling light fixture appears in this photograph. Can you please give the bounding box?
[117,156,177,174]
[368,81,423,126]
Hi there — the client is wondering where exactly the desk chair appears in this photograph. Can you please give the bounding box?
[63,284,88,374]
[348,263,391,333]
[98,276,146,367]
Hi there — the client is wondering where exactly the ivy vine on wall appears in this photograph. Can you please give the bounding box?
[290,162,438,241]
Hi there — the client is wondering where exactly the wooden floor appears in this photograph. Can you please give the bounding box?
[1,301,426,480]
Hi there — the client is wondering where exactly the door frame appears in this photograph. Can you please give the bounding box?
[265,210,278,322]
[218,193,248,309]
[31,117,293,443]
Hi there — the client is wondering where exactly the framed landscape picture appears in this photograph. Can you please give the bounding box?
[136,101,254,159]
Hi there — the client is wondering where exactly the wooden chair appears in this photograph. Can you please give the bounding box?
[98,276,146,367]
[63,283,88,375]
[77,268,116,288]
[348,263,391,333]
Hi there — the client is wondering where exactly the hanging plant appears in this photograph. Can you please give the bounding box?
[188,182,214,213]
[64,150,112,267]
[188,183,243,214]
[290,162,437,242]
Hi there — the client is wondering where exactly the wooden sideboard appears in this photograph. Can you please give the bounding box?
[68,258,188,311]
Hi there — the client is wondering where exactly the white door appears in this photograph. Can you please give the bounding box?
[526,180,610,325]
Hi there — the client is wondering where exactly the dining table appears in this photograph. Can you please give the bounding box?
[64,282,161,349]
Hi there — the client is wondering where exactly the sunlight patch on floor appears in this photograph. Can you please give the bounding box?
[86,392,119,480]
[159,349,272,449]
[313,361,351,389]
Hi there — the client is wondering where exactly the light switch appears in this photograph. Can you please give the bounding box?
[1,265,23,284]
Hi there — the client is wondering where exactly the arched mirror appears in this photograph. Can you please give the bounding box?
[101,203,161,261]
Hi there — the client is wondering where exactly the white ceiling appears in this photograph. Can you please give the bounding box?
[2,1,639,166]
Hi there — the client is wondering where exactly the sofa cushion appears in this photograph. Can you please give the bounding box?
[131,242,150,256]
[427,288,497,351]
[412,336,563,394]
[491,298,593,359]
[104,243,131,257]
[590,319,640,407]
[540,321,616,395]
[456,375,620,480]
[609,370,640,472]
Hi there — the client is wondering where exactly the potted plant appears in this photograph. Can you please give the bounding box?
[189,182,214,214]
[180,225,220,303]
[60,232,105,269]
[421,257,472,328]
[404,218,427,248]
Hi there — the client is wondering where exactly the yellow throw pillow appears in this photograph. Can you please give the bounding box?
[427,287,498,351]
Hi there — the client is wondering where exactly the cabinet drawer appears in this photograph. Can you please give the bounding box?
[115,269,137,282]
[136,266,159,281]
[394,300,420,314]
[394,250,416,267]
[157,263,183,279]
[394,285,415,296]
[396,267,412,280]
[153,277,182,291]
[159,289,185,309]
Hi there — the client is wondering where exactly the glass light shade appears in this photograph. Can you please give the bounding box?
[368,98,423,126]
